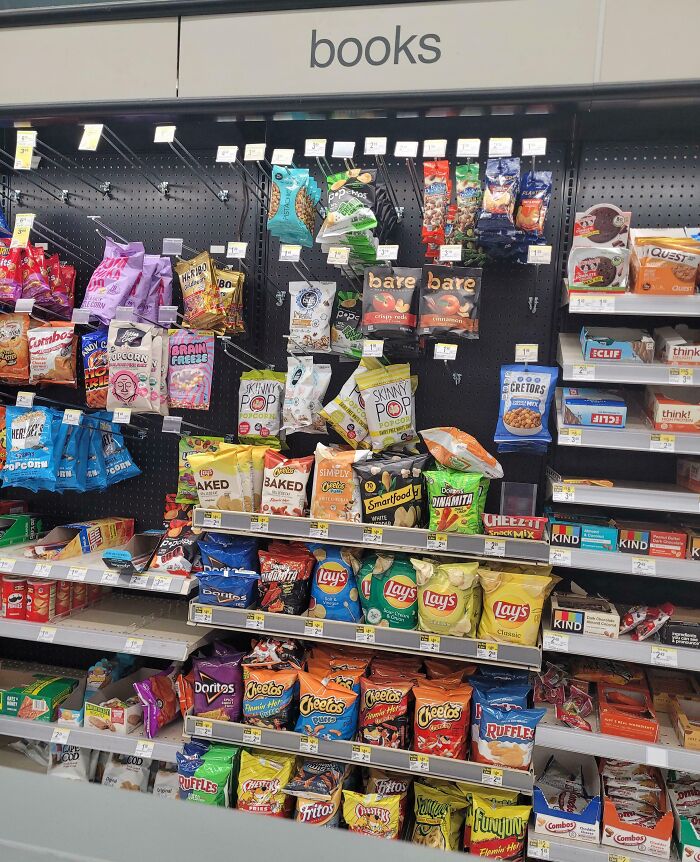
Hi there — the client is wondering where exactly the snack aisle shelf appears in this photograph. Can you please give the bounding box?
[548,545,700,583]
[548,476,700,515]
[563,283,700,316]
[0,714,184,760]
[558,333,699,386]
[182,714,534,793]
[555,393,700,455]
[0,544,197,595]
[192,508,551,564]
[526,827,675,862]
[541,627,700,672]
[536,709,699,772]
[0,595,215,661]
[188,603,542,670]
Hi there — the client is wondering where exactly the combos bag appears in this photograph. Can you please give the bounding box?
[494,364,558,453]
[353,453,428,528]
[308,545,362,623]
[81,238,145,324]
[425,469,485,534]
[310,443,369,523]
[260,449,313,517]
[412,558,481,638]
[418,265,481,339]
[238,370,285,446]
[356,553,418,629]
[355,363,418,453]
[420,427,503,479]
[477,566,559,646]
[361,266,421,337]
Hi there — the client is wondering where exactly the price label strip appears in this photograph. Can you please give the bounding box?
[304,619,323,637]
[242,727,262,745]
[351,744,371,764]
[481,766,504,786]
[192,605,213,624]
[419,634,440,653]
[246,612,265,631]
[299,734,319,754]
[355,625,375,644]
[409,753,429,773]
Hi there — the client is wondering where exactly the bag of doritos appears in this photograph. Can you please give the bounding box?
[295,671,358,740]
[193,655,243,722]
[236,749,295,817]
[342,791,401,839]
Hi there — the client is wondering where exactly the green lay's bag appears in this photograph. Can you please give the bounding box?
[356,552,417,629]
[177,436,224,504]
[425,469,483,534]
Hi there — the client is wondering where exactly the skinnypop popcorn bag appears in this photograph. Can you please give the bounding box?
[355,363,418,452]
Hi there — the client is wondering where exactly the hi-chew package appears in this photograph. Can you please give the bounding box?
[238,369,286,446]
[355,363,418,452]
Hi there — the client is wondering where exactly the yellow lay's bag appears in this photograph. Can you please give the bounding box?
[477,568,559,646]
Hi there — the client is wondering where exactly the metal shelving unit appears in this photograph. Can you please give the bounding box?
[564,282,700,317]
[192,508,551,564]
[0,544,197,595]
[188,603,542,670]
[558,332,699,386]
[183,714,534,793]
[548,544,700,583]
[548,475,700,514]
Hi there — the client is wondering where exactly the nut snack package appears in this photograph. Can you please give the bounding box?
[424,468,483,534]
[422,160,451,247]
[353,452,429,528]
[477,566,560,646]
[477,157,521,234]
[288,281,335,353]
[417,264,482,339]
[355,363,418,453]
[267,166,321,248]
[361,266,421,337]
[494,364,558,453]
[412,558,481,637]
[356,552,418,629]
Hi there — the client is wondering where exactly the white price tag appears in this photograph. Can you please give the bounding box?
[193,719,213,738]
[669,367,694,385]
[304,619,324,637]
[14,131,37,170]
[376,244,399,261]
[476,641,499,661]
[79,124,103,151]
[481,766,504,786]
[16,391,34,408]
[100,570,120,585]
[434,343,458,361]
[129,574,149,588]
[0,558,14,574]
[123,637,144,655]
[162,238,183,256]
[33,563,52,577]
[522,137,547,156]
[394,141,419,158]
[134,740,155,759]
[439,244,462,262]
[632,556,656,576]
[364,137,387,156]
[51,727,71,745]
[242,726,262,745]
[71,308,92,325]
[201,512,222,528]
[351,744,371,764]
[572,364,595,380]
[11,213,35,249]
[67,567,87,581]
[530,839,550,860]
[552,483,576,503]
[548,547,572,566]
[569,294,615,313]
[299,735,319,754]
[409,753,429,773]
[362,526,383,545]
[355,625,375,644]
[279,244,302,262]
[210,245,226,255]
[114,306,134,322]
[331,141,355,158]
[157,306,179,325]
[327,246,350,265]
[216,145,238,163]
[227,241,247,259]
[515,343,539,363]
[244,143,266,161]
[419,635,440,653]
[456,138,480,158]
[154,125,176,143]
[112,408,131,424]
[151,575,173,592]
[423,139,447,158]
[246,612,265,630]
[527,244,553,265]
[484,538,506,557]
[192,606,213,625]
[559,428,582,446]
[304,138,327,157]
[650,434,675,452]
[271,148,294,165]
[249,515,269,533]
[646,746,668,768]
[427,532,448,551]
[362,339,384,358]
[38,626,57,643]
[650,645,678,667]
[309,521,329,540]
[15,298,35,313]
[543,632,570,652]
[488,137,512,157]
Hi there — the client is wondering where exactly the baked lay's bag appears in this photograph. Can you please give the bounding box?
[308,545,362,622]
[188,444,245,512]
[412,558,480,637]
[468,793,532,860]
[294,671,358,740]
[411,781,469,851]
[342,790,401,839]
[477,567,559,646]
[236,749,295,817]
[413,681,472,759]
[420,427,504,478]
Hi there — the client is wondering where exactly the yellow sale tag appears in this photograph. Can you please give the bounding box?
[10,213,35,249]
[14,131,36,170]
[79,124,103,151]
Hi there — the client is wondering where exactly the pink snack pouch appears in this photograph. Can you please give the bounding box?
[0,240,22,303]
[167,329,215,410]
[81,238,145,324]
[133,665,181,739]
[53,263,76,320]
[140,256,173,323]
[125,253,159,317]
[21,245,51,304]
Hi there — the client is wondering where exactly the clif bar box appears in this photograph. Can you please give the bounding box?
[550,593,619,638]
[561,388,627,428]
[616,521,688,559]
[481,514,548,540]
[580,326,654,363]
[548,511,618,552]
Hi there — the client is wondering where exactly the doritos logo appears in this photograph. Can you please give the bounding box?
[493,601,530,623]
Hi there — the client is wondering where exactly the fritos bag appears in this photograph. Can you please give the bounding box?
[477,567,559,646]
[468,793,532,860]
[413,681,472,759]
[342,791,401,839]
[310,443,369,523]
[420,427,503,478]
[412,558,480,638]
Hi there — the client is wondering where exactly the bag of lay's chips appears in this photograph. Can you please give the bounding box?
[188,443,245,512]
[425,468,483,533]
[476,703,545,771]
[420,427,504,479]
[242,666,298,730]
[236,749,296,817]
[342,790,401,839]
[308,545,362,622]
[238,370,286,446]
[356,552,417,629]
[412,558,480,638]
[477,567,560,646]
[295,671,358,740]
[468,793,532,860]
[411,781,469,851]
[413,681,472,759]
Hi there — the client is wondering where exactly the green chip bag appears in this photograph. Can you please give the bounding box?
[425,469,482,534]
[477,475,490,521]
[177,436,224,503]
[356,552,417,629]
[177,743,239,806]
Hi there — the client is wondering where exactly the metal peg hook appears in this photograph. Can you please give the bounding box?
[219,336,273,370]
[35,142,110,197]
[102,126,169,197]
[34,219,102,266]
[405,158,424,215]
[87,214,129,245]
[166,137,228,203]
[0,152,70,204]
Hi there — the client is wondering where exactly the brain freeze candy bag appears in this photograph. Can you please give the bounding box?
[308,545,362,623]
[420,427,503,478]
[81,238,145,324]
[82,327,108,408]
[361,266,421,337]
[359,677,413,749]
[412,558,481,638]
[167,330,215,410]
[260,449,314,517]
[187,444,245,512]
[0,313,29,384]
[242,666,298,730]
[356,553,418,629]
[238,369,286,446]
[288,281,335,353]
[342,791,401,840]
[468,793,532,860]
[295,671,358,740]
[310,443,369,523]
[412,681,472,759]
[417,265,482,339]
[425,468,483,534]
[494,364,558,453]
[411,781,469,851]
[355,362,418,452]
[477,566,560,646]
[353,452,429,528]
[236,748,296,817]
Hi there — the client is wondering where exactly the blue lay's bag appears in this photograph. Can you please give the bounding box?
[475,703,545,771]
[198,534,258,572]
[197,568,258,608]
[470,680,530,762]
[308,545,362,623]
[494,364,557,454]
[294,671,358,740]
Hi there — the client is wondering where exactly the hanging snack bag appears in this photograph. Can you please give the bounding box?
[260,449,313,517]
[187,444,245,511]
[295,671,358,740]
[320,363,373,449]
[267,166,320,248]
[193,654,243,722]
[106,322,154,412]
[468,794,531,859]
[258,544,315,614]
[0,241,22,303]
[175,251,223,330]
[356,553,418,629]
[81,238,145,324]
[319,169,378,240]
[343,791,401,840]
[310,443,369,523]
[494,365,558,452]
[412,558,481,637]
[361,266,421,337]
[411,781,469,851]
[515,171,553,237]
[422,160,450,247]
[167,330,215,410]
[477,158,521,233]
[238,369,286,446]
[0,313,29,384]
[454,163,482,245]
[413,681,472,759]
[237,749,295,817]
[353,452,429,528]
[242,666,298,730]
[28,323,77,386]
[331,289,362,356]
[82,326,109,408]
[176,435,223,504]
[359,677,413,749]
[213,265,245,334]
[417,264,481,339]
[21,245,50,305]
[420,427,503,478]
[425,468,483,534]
[288,281,335,353]
[356,363,418,452]
[1,406,57,491]
[282,356,332,434]
[308,545,362,623]
[133,665,180,738]
[477,567,559,646]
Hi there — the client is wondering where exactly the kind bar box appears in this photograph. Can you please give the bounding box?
[655,325,700,366]
[646,387,700,433]
[534,748,601,843]
[550,593,619,638]
[0,514,41,548]
[660,607,700,649]
[548,510,618,552]
[84,668,158,735]
[562,388,627,428]
[0,670,79,722]
[580,326,654,363]
[27,517,134,561]
[682,526,700,561]
[616,521,688,559]
[678,458,700,494]
[669,696,700,750]
[647,669,700,713]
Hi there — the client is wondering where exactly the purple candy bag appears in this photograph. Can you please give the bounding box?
[139,256,173,322]
[81,238,145,324]
[193,655,243,722]
[133,664,181,739]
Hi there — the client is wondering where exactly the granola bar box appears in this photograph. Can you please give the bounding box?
[0,669,79,721]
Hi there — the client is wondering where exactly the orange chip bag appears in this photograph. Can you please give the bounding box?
[420,427,503,478]
[342,790,401,839]
[477,567,560,646]
[28,322,77,386]
[0,313,29,384]
[413,681,472,760]
[310,442,370,523]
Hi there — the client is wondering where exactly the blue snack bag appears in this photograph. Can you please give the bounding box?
[476,703,545,770]
[308,544,362,623]
[57,423,89,493]
[295,671,358,740]
[85,427,108,491]
[197,535,258,572]
[99,421,140,485]
[494,364,557,453]
[197,569,258,608]
[1,406,58,491]
[470,680,530,760]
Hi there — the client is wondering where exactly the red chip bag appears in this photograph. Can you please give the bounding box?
[21,245,51,304]
[0,240,22,302]
[257,546,314,614]
[413,681,472,760]
[359,677,413,749]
